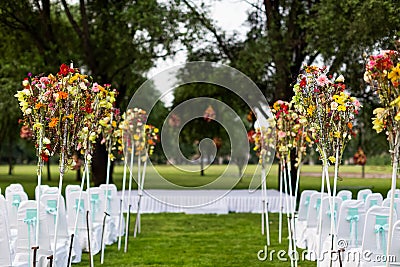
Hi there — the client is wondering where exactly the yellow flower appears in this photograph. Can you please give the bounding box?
[395,112,400,121]
[307,105,316,116]
[390,96,400,107]
[333,132,341,138]
[328,156,336,163]
[388,63,400,85]
[372,117,384,133]
[337,105,346,111]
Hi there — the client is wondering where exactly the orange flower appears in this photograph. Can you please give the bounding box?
[49,117,59,128]
[58,91,68,100]
[35,103,44,109]
[347,122,353,129]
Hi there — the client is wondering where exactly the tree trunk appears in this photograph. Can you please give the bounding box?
[92,139,113,186]
[47,160,51,181]
[8,155,13,175]
[200,155,204,176]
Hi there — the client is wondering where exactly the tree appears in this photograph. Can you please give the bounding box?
[0,0,205,184]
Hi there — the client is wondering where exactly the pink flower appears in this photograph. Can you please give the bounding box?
[278,131,286,138]
[92,82,99,92]
[316,74,329,86]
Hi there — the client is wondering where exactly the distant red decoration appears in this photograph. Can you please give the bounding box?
[353,147,367,166]
[213,137,222,149]
[203,105,216,122]
[168,113,181,127]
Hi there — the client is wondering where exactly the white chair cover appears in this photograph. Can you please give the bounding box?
[99,184,122,244]
[41,193,75,265]
[34,185,49,200]
[13,200,51,267]
[5,184,24,199]
[382,198,400,220]
[337,200,366,267]
[318,196,343,267]
[359,206,397,267]
[6,190,29,244]
[337,190,352,201]
[364,193,383,210]
[389,219,400,266]
[66,191,101,255]
[357,189,372,203]
[303,192,328,259]
[387,189,400,200]
[295,190,317,249]
[0,195,13,267]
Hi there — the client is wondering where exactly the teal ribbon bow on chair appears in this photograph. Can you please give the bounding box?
[24,209,37,266]
[46,200,58,224]
[90,194,100,221]
[12,195,21,208]
[346,208,359,247]
[375,215,389,255]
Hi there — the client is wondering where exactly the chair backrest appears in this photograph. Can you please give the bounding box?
[65,185,81,199]
[5,183,24,199]
[357,189,372,202]
[390,219,400,264]
[99,184,119,216]
[6,190,29,230]
[361,206,397,258]
[387,189,400,199]
[15,200,51,256]
[337,190,352,201]
[306,192,328,228]
[35,185,50,200]
[297,190,317,221]
[66,191,89,231]
[88,187,106,224]
[337,199,366,249]
[40,194,69,240]
[320,196,343,240]
[364,193,383,210]
[382,198,400,219]
[0,195,12,266]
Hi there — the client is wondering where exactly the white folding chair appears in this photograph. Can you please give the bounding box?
[5,184,24,199]
[40,193,72,266]
[6,190,29,243]
[387,189,400,200]
[357,189,372,203]
[295,190,317,248]
[99,184,122,244]
[66,191,101,255]
[337,200,366,267]
[359,206,397,267]
[65,184,80,199]
[389,219,400,266]
[303,192,328,260]
[13,200,52,267]
[35,185,49,200]
[365,193,383,210]
[382,198,400,220]
[0,195,14,267]
[337,190,352,201]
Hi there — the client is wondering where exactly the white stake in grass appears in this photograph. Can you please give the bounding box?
[117,138,129,251]
[101,112,113,264]
[124,141,135,253]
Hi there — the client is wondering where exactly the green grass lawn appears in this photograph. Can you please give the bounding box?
[75,212,315,267]
[0,164,397,199]
[0,164,397,266]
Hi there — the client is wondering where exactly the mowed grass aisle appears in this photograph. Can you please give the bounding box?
[76,213,315,267]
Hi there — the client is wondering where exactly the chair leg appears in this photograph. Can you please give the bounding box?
[31,246,39,267]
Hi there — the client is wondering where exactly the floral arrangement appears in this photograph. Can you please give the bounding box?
[15,63,118,165]
[271,100,310,166]
[292,66,361,164]
[364,50,400,139]
[252,123,275,166]
[98,108,121,161]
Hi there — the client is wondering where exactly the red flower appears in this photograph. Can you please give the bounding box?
[299,77,307,88]
[58,63,74,76]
